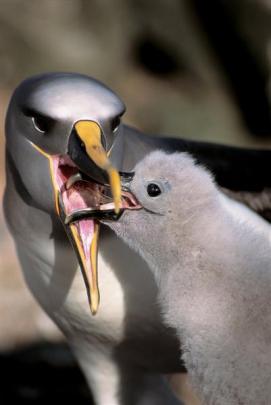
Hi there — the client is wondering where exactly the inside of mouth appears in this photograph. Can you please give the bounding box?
[52,154,138,217]
[50,154,139,313]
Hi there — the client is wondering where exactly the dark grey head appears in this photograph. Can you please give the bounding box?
[5,72,127,314]
[6,72,126,206]
[108,151,217,270]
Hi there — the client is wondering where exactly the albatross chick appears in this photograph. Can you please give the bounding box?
[107,150,271,405]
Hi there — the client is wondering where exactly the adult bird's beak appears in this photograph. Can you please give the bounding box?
[68,120,121,314]
[31,120,122,315]
[74,120,121,215]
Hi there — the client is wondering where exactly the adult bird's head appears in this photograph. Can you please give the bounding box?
[5,72,137,314]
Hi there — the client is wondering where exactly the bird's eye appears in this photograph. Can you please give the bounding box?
[22,107,55,133]
[32,114,53,133]
[147,183,162,197]
[111,116,121,133]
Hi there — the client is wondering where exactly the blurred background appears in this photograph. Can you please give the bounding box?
[0,0,271,403]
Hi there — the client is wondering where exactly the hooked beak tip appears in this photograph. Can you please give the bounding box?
[88,282,100,316]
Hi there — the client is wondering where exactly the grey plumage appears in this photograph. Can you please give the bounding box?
[108,150,271,405]
[6,72,271,405]
[4,73,184,405]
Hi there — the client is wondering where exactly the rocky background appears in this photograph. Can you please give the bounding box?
[0,1,271,403]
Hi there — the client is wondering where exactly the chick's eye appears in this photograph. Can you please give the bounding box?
[147,183,162,197]
[32,114,53,133]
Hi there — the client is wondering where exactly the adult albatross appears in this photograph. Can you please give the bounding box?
[4,72,271,405]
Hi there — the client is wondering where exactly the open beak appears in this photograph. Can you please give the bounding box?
[70,120,121,314]
[30,120,133,315]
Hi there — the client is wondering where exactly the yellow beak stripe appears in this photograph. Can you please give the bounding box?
[31,143,60,215]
